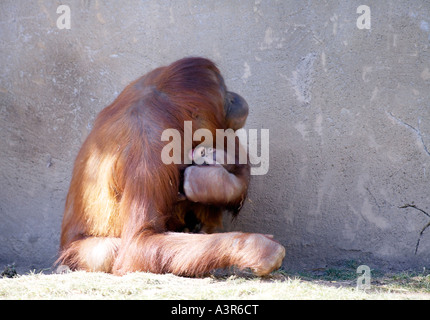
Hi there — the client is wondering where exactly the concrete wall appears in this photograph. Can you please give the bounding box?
[1,0,429,272]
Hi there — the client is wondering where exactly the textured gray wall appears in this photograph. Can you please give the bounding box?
[1,0,429,272]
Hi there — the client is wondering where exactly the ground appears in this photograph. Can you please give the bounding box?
[1,264,429,300]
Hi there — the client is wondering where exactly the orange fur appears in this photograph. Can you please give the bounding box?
[57,57,285,276]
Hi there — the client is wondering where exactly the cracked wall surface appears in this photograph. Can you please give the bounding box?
[1,0,429,272]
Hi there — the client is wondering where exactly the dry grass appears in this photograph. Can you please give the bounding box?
[1,268,430,300]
